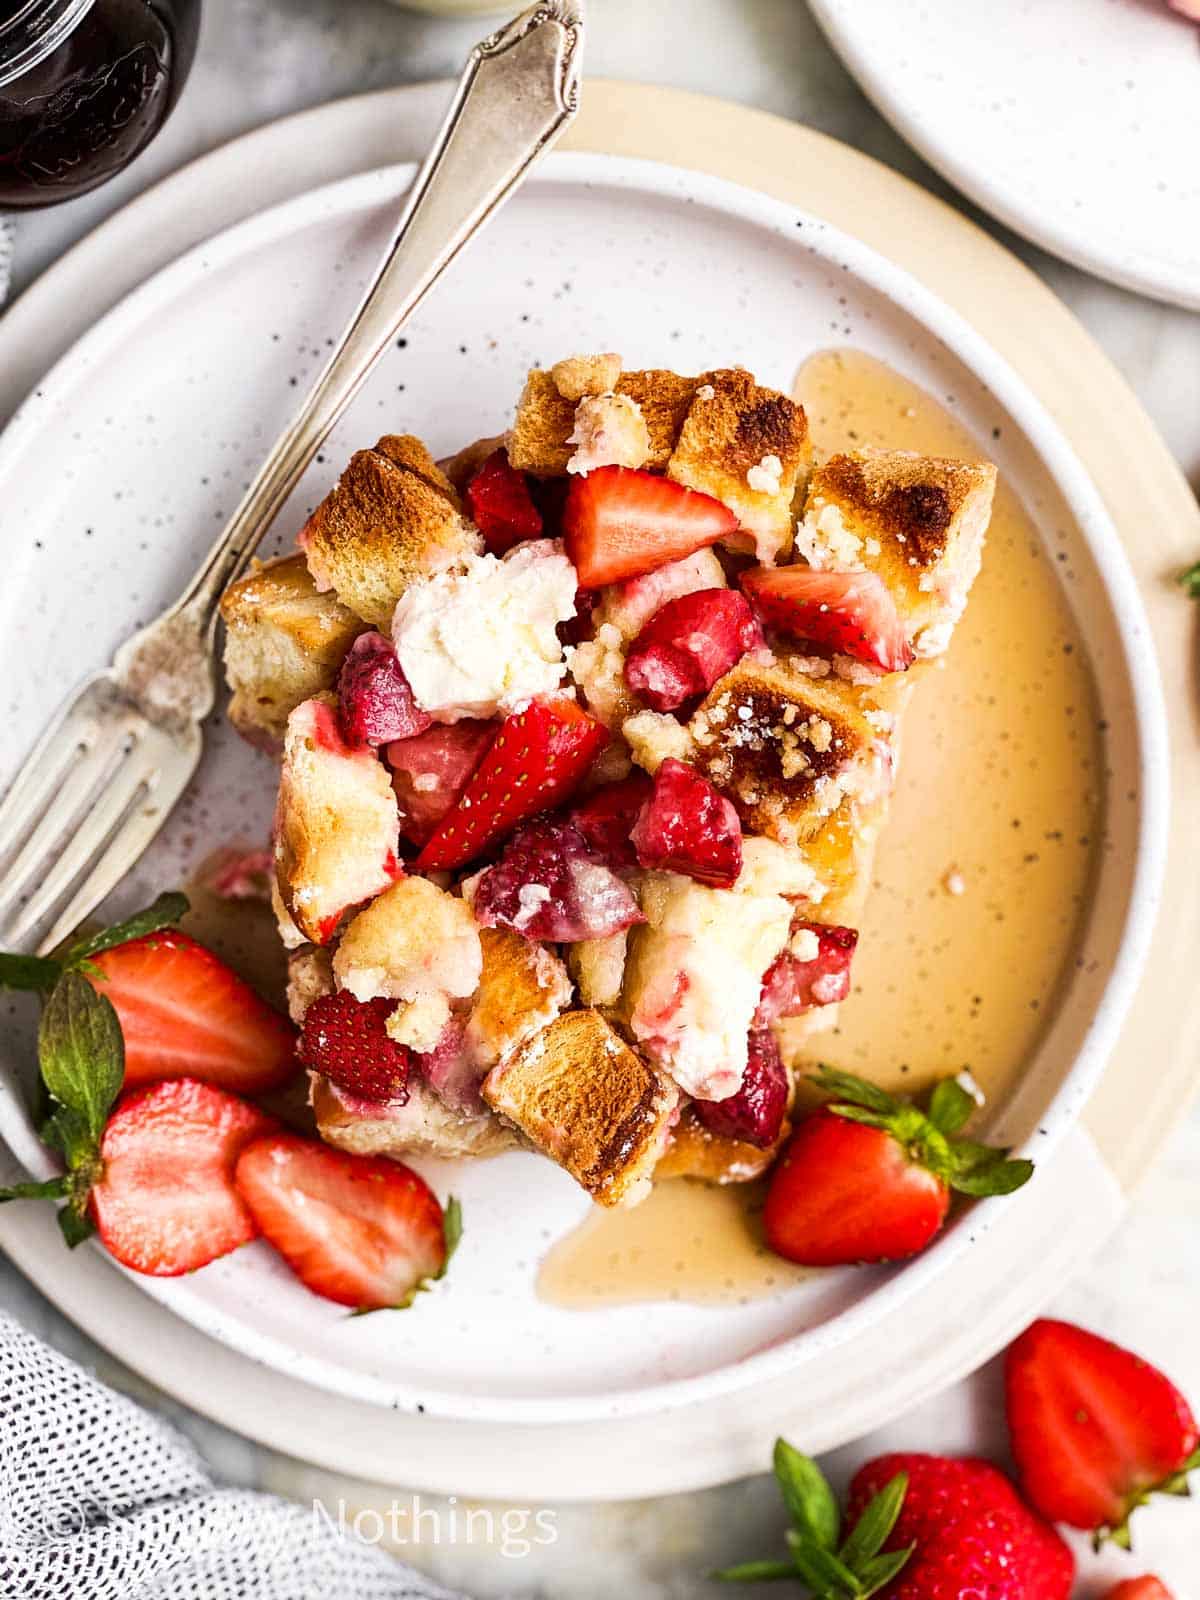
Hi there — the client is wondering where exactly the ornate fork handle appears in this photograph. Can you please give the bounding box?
[113,1,585,731]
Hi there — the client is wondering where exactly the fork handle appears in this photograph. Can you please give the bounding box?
[166,3,583,643]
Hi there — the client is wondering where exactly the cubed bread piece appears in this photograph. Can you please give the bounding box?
[689,659,885,848]
[464,926,573,1072]
[622,869,794,1101]
[313,1074,515,1161]
[551,352,622,401]
[667,370,812,564]
[797,449,996,657]
[508,368,700,475]
[298,435,480,625]
[655,1104,788,1183]
[483,1009,679,1206]
[566,392,652,475]
[285,944,334,1024]
[219,554,366,747]
[568,929,629,1009]
[274,697,401,945]
[332,875,482,1004]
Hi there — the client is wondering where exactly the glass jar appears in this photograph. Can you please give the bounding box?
[0,0,200,210]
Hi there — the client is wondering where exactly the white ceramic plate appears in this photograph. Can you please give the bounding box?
[809,0,1200,310]
[0,151,1166,1426]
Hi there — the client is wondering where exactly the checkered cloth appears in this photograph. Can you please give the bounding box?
[0,1313,466,1599]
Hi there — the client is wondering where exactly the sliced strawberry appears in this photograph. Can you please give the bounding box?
[235,1133,456,1311]
[693,1030,788,1148]
[87,930,298,1095]
[562,465,738,587]
[569,773,653,872]
[386,719,497,847]
[472,817,644,942]
[91,1079,276,1277]
[742,565,913,673]
[754,921,858,1026]
[338,631,432,747]
[298,991,411,1104]
[465,448,544,556]
[763,1067,1034,1266]
[416,697,608,872]
[630,757,742,888]
[1105,1582,1175,1600]
[1006,1318,1200,1546]
[625,588,762,711]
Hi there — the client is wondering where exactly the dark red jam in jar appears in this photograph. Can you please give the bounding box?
[0,0,200,209]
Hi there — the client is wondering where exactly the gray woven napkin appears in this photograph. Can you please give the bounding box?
[0,1312,467,1598]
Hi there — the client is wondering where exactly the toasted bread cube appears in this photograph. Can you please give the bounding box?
[568,929,629,1009]
[219,554,366,748]
[655,1104,788,1184]
[667,370,812,564]
[566,392,652,475]
[551,352,622,401]
[798,450,996,657]
[333,875,482,1004]
[689,659,884,847]
[313,1074,515,1161]
[274,697,401,945]
[483,1009,679,1206]
[299,435,480,626]
[285,944,334,1024]
[464,926,573,1071]
[508,367,700,475]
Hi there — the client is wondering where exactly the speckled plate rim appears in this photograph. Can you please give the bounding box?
[0,85,1193,1486]
[0,141,1169,1424]
[805,0,1200,312]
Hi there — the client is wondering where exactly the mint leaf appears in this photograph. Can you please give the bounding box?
[927,1078,975,1136]
[711,1560,797,1583]
[838,1472,907,1566]
[773,1439,840,1552]
[1179,560,1200,599]
[38,972,124,1145]
[0,953,61,993]
[60,891,188,968]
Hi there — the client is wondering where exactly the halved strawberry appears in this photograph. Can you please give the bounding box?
[1006,1318,1200,1548]
[562,465,738,587]
[693,1030,788,1148]
[630,757,742,888]
[91,1079,276,1277]
[416,696,608,871]
[87,930,298,1094]
[742,565,913,673]
[465,448,544,556]
[235,1133,457,1311]
[754,921,858,1027]
[386,719,497,847]
[298,991,411,1104]
[569,773,653,872]
[338,631,432,747]
[1105,1582,1175,1600]
[624,588,763,711]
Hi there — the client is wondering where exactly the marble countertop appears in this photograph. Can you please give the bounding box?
[3,0,1199,1593]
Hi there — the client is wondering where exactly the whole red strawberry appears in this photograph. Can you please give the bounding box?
[847,1454,1074,1600]
[1006,1318,1200,1548]
[1105,1580,1175,1600]
[763,1068,1033,1267]
[299,991,411,1104]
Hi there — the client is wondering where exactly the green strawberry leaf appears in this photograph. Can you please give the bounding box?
[811,1067,897,1118]
[773,1439,840,1552]
[59,891,189,968]
[857,1548,915,1598]
[0,1176,70,1202]
[927,1078,975,1136]
[949,1155,1034,1197]
[711,1560,797,1583]
[786,1530,861,1595]
[38,972,124,1146]
[0,953,62,993]
[57,1202,96,1248]
[838,1472,908,1566]
[1179,560,1200,599]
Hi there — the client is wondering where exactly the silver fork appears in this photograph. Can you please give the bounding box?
[0,2,584,957]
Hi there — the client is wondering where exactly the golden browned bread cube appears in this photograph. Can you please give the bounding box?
[313,1075,515,1161]
[655,1104,789,1184]
[689,658,885,847]
[550,352,622,401]
[797,449,996,657]
[508,368,700,476]
[463,926,573,1071]
[273,697,401,945]
[667,369,812,564]
[299,435,479,625]
[482,1010,679,1207]
[332,875,482,1005]
[219,554,365,748]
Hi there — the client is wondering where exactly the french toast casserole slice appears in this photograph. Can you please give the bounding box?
[221,356,996,1205]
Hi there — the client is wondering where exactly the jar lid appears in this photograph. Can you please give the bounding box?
[0,0,95,89]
